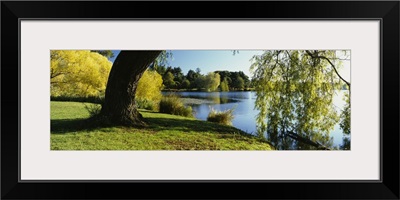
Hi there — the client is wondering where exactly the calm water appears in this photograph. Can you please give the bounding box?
[162,91,348,148]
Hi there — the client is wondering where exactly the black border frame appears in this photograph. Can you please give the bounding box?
[2,1,399,199]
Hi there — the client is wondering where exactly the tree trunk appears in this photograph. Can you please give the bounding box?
[100,50,162,126]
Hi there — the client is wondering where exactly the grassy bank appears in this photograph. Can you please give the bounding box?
[161,88,255,92]
[51,101,273,150]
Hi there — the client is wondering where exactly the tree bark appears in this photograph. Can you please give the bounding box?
[100,50,162,126]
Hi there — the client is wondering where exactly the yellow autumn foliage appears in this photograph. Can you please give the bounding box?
[50,50,112,97]
[136,69,163,103]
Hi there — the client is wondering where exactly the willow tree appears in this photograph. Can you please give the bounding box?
[50,50,112,97]
[99,51,162,126]
[250,50,350,150]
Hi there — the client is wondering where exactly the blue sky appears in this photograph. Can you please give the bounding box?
[110,50,263,78]
[109,50,350,81]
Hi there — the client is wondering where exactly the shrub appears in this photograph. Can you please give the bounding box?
[136,97,158,111]
[83,103,102,118]
[159,94,194,117]
[207,107,235,125]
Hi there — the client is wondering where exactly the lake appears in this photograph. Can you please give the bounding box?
[162,91,348,148]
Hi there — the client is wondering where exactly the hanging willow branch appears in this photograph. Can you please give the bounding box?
[305,50,350,88]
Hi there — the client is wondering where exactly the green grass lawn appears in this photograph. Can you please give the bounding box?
[51,101,273,150]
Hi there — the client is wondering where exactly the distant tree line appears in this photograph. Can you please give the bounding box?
[154,66,251,91]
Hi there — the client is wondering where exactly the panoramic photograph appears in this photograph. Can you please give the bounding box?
[50,50,351,150]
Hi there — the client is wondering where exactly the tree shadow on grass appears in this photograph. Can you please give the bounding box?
[51,118,91,134]
[51,114,251,136]
[52,111,260,142]
[51,116,115,134]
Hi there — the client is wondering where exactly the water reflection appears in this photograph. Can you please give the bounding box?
[162,91,348,149]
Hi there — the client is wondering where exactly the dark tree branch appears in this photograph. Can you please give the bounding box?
[285,131,331,150]
[305,50,351,88]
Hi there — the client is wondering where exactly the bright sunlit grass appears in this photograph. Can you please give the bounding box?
[51,101,273,150]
